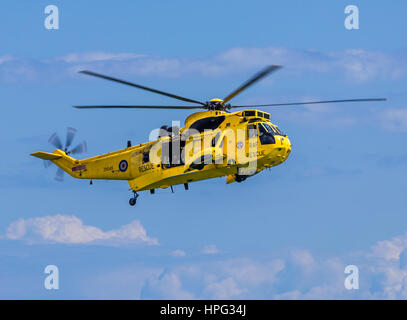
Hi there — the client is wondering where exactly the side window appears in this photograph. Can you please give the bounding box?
[247,124,257,139]
[189,116,225,133]
[142,151,150,163]
[161,141,170,166]
[211,132,221,147]
[160,139,183,168]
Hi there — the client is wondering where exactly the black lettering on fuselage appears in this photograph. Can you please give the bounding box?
[138,163,154,173]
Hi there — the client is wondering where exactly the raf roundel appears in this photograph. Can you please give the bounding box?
[119,160,128,172]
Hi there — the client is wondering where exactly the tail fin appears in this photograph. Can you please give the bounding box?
[31,149,80,177]
[30,151,62,161]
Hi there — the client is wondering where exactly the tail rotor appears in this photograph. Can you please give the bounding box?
[44,127,87,181]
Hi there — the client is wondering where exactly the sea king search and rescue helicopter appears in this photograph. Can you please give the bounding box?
[30,65,386,205]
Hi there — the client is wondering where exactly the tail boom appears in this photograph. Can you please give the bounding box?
[31,149,133,180]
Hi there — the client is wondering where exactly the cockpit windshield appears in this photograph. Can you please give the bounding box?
[258,123,275,145]
[260,122,285,136]
[246,119,285,136]
[262,123,275,134]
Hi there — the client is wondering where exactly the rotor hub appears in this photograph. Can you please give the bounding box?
[206,99,231,111]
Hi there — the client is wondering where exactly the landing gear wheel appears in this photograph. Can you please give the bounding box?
[129,191,139,206]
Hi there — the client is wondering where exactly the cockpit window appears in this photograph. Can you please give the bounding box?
[260,122,285,136]
[262,123,274,134]
[258,124,275,145]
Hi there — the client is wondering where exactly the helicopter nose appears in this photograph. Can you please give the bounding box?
[279,136,291,161]
[284,135,291,149]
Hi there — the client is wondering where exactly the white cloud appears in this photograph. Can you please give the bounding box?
[216,258,285,287]
[290,249,316,272]
[55,52,146,63]
[4,214,158,246]
[81,266,162,299]
[202,244,219,254]
[139,257,285,299]
[135,228,407,299]
[328,49,405,82]
[141,271,194,299]
[204,277,246,299]
[63,226,407,299]
[369,232,407,261]
[0,55,14,64]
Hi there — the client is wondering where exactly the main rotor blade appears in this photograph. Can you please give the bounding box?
[74,105,205,110]
[231,98,387,108]
[223,65,282,104]
[48,133,63,149]
[65,127,77,149]
[79,70,206,106]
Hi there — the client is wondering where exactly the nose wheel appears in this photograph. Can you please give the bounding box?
[129,191,139,206]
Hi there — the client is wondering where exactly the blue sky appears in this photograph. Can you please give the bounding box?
[1,0,407,299]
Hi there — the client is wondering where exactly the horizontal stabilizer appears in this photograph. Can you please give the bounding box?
[30,151,62,161]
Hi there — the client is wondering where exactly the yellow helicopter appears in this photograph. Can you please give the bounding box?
[30,65,386,205]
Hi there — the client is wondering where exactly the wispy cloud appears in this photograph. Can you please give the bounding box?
[369,232,407,261]
[4,214,158,246]
[140,257,285,299]
[142,271,195,299]
[1,47,406,82]
[54,52,146,63]
[0,54,14,64]
[204,277,247,299]
[202,244,220,255]
[136,230,407,299]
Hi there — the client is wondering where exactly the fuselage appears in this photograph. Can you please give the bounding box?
[39,109,291,192]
